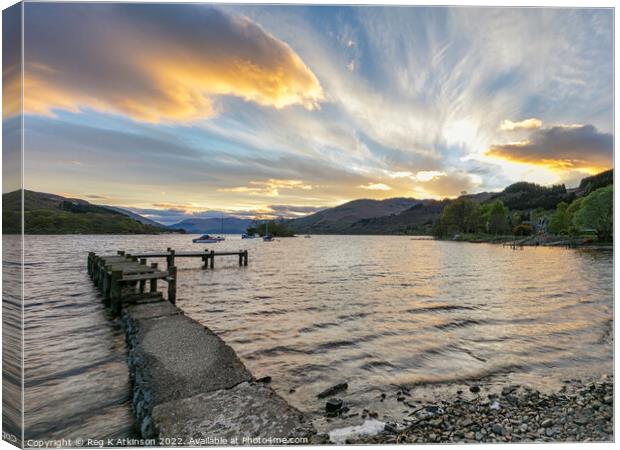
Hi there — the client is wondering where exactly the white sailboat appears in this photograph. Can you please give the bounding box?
[263,221,274,241]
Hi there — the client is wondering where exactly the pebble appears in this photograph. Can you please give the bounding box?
[325,398,343,413]
[492,424,505,435]
[353,376,613,444]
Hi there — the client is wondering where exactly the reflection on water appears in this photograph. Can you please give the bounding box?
[13,235,613,439]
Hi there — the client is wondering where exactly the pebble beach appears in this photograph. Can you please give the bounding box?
[315,375,613,444]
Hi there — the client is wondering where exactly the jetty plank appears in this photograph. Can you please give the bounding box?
[122,271,170,282]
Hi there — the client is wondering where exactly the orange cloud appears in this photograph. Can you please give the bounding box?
[218,179,314,197]
[486,125,612,174]
[3,66,22,119]
[22,4,323,123]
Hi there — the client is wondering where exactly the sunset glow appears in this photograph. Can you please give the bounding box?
[6,3,612,223]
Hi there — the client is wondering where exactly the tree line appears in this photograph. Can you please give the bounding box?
[433,184,612,242]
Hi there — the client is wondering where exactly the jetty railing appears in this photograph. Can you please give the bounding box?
[87,248,248,315]
[132,247,248,270]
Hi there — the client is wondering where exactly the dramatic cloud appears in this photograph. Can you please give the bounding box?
[22,4,323,123]
[486,125,612,173]
[17,4,613,210]
[499,118,543,131]
[410,171,480,199]
[412,171,447,182]
[217,179,314,197]
[359,183,392,191]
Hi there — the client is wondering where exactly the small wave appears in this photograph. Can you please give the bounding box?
[360,360,396,371]
[248,308,287,316]
[247,345,309,358]
[398,362,529,389]
[299,322,339,333]
[337,312,371,321]
[406,304,475,314]
[435,319,484,330]
[314,334,380,351]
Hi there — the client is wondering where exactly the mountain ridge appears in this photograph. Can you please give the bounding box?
[2,190,173,234]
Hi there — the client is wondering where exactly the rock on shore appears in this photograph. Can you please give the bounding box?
[353,377,613,443]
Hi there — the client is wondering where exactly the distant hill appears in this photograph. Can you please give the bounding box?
[487,182,571,211]
[577,169,613,194]
[286,169,613,235]
[2,190,171,234]
[288,198,421,233]
[348,200,450,235]
[168,217,252,234]
[488,169,613,212]
[105,206,167,228]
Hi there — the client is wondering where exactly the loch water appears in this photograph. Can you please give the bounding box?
[6,234,613,439]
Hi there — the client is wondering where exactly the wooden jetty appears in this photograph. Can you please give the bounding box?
[87,248,248,315]
[132,247,248,270]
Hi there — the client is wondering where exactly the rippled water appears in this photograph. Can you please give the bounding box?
[8,234,613,439]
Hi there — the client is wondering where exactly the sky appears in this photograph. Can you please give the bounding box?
[4,3,614,224]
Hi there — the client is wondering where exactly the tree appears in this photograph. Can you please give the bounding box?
[548,201,570,235]
[510,211,523,228]
[434,198,484,237]
[573,185,613,241]
[513,223,533,236]
[251,220,295,237]
[486,200,510,235]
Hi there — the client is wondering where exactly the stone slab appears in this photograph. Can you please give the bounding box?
[153,382,315,443]
[124,311,254,438]
[131,314,252,406]
[124,300,179,321]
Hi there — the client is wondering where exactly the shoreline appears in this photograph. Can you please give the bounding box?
[328,375,614,444]
[442,234,613,249]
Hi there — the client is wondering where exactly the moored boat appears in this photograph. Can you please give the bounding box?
[193,234,225,243]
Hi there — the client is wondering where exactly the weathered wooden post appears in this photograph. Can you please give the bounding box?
[210,250,215,270]
[138,258,147,293]
[98,263,107,291]
[92,257,100,284]
[110,270,123,316]
[88,252,95,277]
[243,250,248,266]
[239,250,243,266]
[102,265,112,302]
[149,263,158,293]
[168,266,177,304]
[202,249,208,270]
[166,249,175,270]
